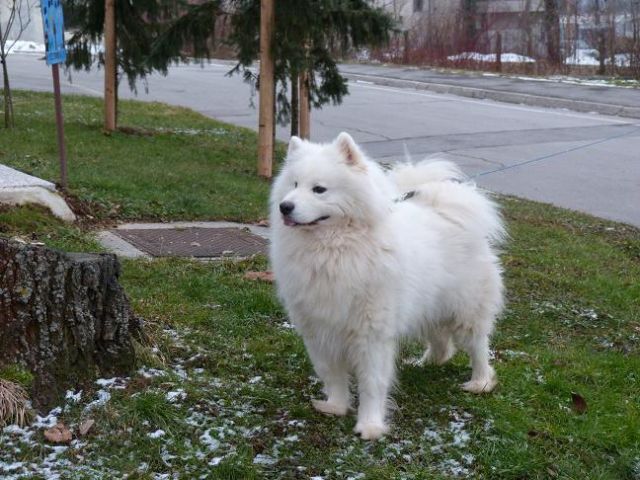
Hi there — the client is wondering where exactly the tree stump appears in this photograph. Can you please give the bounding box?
[0,238,141,409]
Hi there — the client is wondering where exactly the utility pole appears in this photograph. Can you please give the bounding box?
[104,0,117,132]
[257,0,275,178]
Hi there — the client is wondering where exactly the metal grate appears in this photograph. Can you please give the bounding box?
[111,227,268,258]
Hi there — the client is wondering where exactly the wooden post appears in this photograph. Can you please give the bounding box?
[299,71,310,140]
[104,0,117,132]
[257,0,275,178]
[51,64,68,189]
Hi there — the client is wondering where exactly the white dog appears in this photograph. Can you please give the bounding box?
[270,132,505,440]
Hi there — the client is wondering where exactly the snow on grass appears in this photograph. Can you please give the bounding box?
[252,453,277,465]
[448,51,536,63]
[6,40,45,55]
[199,429,221,451]
[148,429,166,439]
[166,389,187,403]
[564,48,632,67]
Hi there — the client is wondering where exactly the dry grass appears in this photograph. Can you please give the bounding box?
[0,379,32,427]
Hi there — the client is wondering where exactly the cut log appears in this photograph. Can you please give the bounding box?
[0,238,141,409]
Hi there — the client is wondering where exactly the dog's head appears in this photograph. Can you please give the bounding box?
[270,132,391,230]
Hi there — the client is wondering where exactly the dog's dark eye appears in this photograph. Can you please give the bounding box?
[294,182,298,188]
[312,186,327,194]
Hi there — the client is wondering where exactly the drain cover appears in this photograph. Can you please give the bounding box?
[111,227,268,258]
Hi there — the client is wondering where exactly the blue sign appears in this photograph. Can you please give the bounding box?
[40,0,66,65]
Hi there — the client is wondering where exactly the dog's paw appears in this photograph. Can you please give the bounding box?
[312,399,348,416]
[461,375,497,394]
[354,421,389,440]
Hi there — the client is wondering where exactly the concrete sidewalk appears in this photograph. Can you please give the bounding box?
[339,63,640,119]
[0,165,75,221]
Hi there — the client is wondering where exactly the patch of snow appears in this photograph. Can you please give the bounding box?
[83,389,111,412]
[6,40,45,55]
[565,48,600,66]
[148,429,166,439]
[448,51,536,63]
[64,390,82,404]
[248,376,262,384]
[166,389,187,403]
[252,453,277,465]
[439,458,469,477]
[200,430,220,451]
[138,367,168,379]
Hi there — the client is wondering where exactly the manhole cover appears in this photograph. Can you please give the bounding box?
[111,227,268,258]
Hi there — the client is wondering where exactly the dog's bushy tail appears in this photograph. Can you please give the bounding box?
[390,160,505,245]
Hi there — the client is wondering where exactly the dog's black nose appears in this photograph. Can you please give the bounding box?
[279,201,295,215]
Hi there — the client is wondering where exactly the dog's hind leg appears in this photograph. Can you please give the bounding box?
[304,337,351,416]
[418,327,457,366]
[456,326,497,394]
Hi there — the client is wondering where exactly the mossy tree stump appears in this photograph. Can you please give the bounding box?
[0,238,141,409]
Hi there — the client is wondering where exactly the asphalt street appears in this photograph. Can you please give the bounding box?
[6,54,640,227]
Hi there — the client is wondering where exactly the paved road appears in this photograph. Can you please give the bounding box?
[7,54,640,227]
[339,63,640,119]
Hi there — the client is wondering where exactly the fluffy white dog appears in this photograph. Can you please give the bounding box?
[270,132,505,440]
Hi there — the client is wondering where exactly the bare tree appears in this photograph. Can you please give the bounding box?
[0,0,33,128]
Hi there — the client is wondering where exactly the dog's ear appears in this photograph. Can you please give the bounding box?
[287,136,304,158]
[335,132,363,167]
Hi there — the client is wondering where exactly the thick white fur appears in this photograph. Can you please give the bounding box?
[270,133,505,440]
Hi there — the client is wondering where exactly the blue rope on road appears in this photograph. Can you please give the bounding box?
[469,125,640,179]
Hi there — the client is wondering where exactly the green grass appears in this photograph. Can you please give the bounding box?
[1,90,283,222]
[1,92,639,479]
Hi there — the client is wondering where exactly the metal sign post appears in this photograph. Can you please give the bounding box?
[40,0,68,190]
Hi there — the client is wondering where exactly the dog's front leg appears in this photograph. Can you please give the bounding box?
[352,334,396,440]
[303,336,351,416]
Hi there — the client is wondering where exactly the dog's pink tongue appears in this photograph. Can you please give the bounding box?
[283,217,297,226]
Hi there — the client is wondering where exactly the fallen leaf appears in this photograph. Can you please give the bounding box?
[44,422,72,444]
[256,219,270,227]
[571,392,587,414]
[244,271,275,283]
[79,419,95,436]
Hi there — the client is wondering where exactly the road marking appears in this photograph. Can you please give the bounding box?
[350,83,631,125]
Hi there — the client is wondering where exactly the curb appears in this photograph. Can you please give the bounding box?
[342,72,640,120]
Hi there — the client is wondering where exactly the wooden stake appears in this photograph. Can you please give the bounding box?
[104,0,117,132]
[51,64,68,190]
[299,71,310,140]
[257,0,275,178]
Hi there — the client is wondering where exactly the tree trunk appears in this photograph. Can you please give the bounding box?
[595,0,606,75]
[290,70,299,137]
[0,238,141,410]
[104,0,117,132]
[257,0,275,178]
[299,71,310,140]
[0,55,14,129]
[462,0,478,51]
[544,0,562,65]
[0,22,15,129]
